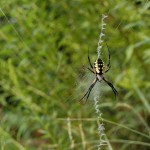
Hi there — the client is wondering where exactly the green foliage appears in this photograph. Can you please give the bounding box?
[0,0,150,149]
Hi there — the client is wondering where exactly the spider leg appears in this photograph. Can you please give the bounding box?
[103,77,118,99]
[105,43,111,73]
[105,66,111,73]
[88,48,93,69]
[79,78,97,103]
[88,67,95,74]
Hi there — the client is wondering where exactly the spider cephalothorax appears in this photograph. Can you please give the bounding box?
[79,44,118,103]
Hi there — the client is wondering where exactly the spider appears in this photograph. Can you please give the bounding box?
[79,44,118,103]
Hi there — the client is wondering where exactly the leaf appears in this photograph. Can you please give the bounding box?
[125,45,134,62]
[8,59,20,88]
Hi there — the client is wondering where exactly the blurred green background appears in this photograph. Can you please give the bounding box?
[0,0,150,150]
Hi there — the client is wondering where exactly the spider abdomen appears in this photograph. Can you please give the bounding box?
[94,58,104,74]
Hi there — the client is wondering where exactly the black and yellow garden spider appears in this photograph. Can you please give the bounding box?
[79,44,118,103]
